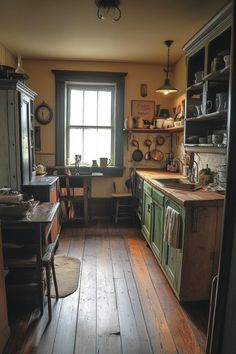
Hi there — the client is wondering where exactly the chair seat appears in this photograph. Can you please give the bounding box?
[111,192,132,198]
[112,193,134,224]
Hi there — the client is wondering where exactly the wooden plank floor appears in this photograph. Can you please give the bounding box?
[4,220,208,354]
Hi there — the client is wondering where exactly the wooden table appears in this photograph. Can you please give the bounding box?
[59,173,103,224]
[1,202,60,315]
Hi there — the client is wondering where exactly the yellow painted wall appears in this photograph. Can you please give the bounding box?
[23,59,176,196]
[170,55,186,162]
[0,43,16,67]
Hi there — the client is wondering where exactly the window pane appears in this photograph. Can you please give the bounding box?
[82,129,111,164]
[97,129,111,161]
[83,129,98,164]
[84,91,97,126]
[70,90,83,125]
[68,128,83,164]
[98,91,112,126]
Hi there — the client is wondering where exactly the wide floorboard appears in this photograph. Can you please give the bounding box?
[4,221,207,354]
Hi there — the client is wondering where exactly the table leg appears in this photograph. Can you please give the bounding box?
[83,179,89,224]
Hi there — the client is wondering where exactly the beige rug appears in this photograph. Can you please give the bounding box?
[50,255,81,298]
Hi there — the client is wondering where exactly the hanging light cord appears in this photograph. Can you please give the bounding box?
[164,40,173,79]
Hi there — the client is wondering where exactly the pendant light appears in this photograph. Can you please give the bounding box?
[156,40,178,95]
[95,0,121,22]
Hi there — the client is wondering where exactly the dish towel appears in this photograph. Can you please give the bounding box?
[164,206,181,249]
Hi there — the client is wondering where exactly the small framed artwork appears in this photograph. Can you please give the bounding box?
[140,83,147,97]
[131,100,155,119]
[34,126,41,151]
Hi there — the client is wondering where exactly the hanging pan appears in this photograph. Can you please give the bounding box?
[144,139,152,160]
[150,141,164,161]
[131,139,143,162]
[156,135,165,146]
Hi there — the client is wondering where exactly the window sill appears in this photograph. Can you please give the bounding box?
[69,166,124,177]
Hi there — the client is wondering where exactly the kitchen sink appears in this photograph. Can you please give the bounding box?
[153,178,202,191]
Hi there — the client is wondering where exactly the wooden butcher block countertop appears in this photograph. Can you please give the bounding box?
[136,170,224,207]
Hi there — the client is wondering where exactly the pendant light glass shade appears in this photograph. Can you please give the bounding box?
[156,40,178,95]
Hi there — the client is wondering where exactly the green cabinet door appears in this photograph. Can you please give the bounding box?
[162,197,184,293]
[141,182,152,242]
[135,175,143,222]
[151,189,164,263]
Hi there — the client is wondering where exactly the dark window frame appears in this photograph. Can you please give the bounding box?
[66,83,115,165]
[52,70,127,176]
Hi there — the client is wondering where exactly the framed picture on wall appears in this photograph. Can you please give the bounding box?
[34,126,41,151]
[131,100,155,119]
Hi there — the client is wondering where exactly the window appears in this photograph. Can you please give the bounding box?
[53,70,127,176]
[66,84,115,165]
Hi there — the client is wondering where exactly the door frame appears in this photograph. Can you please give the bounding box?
[209,1,236,353]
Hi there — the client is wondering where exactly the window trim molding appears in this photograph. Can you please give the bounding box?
[52,70,127,176]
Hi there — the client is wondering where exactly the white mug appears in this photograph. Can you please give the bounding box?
[215,93,227,112]
[201,100,213,115]
[99,157,111,167]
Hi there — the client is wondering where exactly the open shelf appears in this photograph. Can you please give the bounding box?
[184,144,227,154]
[186,110,227,122]
[187,67,229,92]
[123,127,184,133]
[187,82,204,92]
[203,66,230,82]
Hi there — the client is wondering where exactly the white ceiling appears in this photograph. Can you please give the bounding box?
[0,0,228,64]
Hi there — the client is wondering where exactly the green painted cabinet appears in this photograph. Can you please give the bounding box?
[162,197,184,294]
[151,188,164,263]
[140,178,223,301]
[134,174,143,222]
[141,181,152,242]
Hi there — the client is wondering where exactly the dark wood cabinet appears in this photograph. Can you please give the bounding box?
[0,80,37,189]
[0,223,10,353]
[183,3,231,153]
[22,176,61,242]
[2,203,59,312]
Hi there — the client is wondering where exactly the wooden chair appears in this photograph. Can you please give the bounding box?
[42,234,59,322]
[3,230,59,323]
[112,179,135,224]
[59,175,88,223]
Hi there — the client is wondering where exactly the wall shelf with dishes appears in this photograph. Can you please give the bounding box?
[123,127,184,134]
[123,127,184,146]
[183,3,231,153]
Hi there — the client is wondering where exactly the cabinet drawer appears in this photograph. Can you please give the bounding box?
[152,188,164,206]
[143,181,152,196]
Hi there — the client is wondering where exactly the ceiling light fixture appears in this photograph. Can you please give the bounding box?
[156,40,178,95]
[95,0,121,22]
